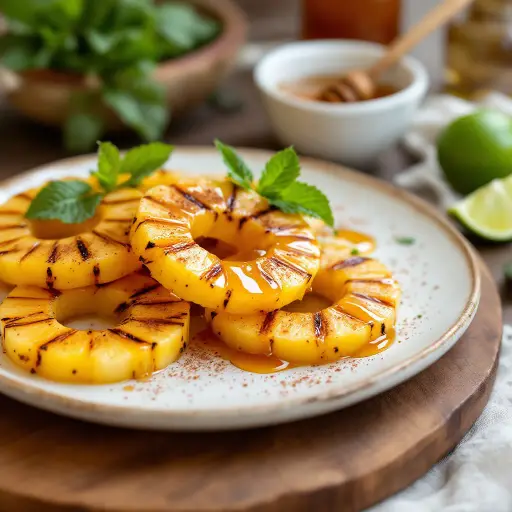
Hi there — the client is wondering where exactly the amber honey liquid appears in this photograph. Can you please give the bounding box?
[280,75,399,103]
[191,230,396,375]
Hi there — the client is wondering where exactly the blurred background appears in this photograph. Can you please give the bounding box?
[0,0,449,174]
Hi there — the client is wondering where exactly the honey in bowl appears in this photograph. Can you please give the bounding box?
[280,74,398,103]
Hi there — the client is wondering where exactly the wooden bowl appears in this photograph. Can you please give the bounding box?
[3,0,247,131]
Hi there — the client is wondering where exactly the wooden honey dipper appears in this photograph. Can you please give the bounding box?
[318,0,474,103]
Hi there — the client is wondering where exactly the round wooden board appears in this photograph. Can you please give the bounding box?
[0,260,501,512]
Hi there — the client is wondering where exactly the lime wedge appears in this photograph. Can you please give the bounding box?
[449,174,512,241]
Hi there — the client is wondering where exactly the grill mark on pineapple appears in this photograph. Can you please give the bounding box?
[0,223,27,231]
[0,236,25,248]
[37,329,78,360]
[135,299,181,307]
[0,209,25,215]
[130,284,160,299]
[47,242,59,263]
[108,328,152,345]
[331,304,368,325]
[331,256,370,270]
[76,237,91,261]
[15,193,33,201]
[258,265,278,288]
[260,310,277,334]
[172,185,211,210]
[20,242,40,262]
[102,197,140,206]
[46,267,55,289]
[268,256,311,280]
[227,185,238,212]
[2,311,45,325]
[145,195,175,211]
[0,247,20,256]
[134,218,180,232]
[127,317,185,327]
[93,264,100,284]
[314,312,327,344]
[103,217,133,223]
[4,295,46,301]
[92,230,129,248]
[223,289,233,309]
[352,292,394,308]
[163,240,196,255]
[4,317,53,329]
[237,207,275,231]
[284,247,316,258]
[200,262,223,282]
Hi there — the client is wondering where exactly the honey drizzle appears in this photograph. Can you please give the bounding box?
[190,228,394,374]
[335,229,376,255]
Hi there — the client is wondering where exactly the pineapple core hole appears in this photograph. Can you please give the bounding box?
[29,209,103,240]
[196,237,268,262]
[62,314,118,331]
[53,288,123,331]
[283,293,331,313]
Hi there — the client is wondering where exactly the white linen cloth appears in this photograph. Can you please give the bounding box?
[371,93,512,511]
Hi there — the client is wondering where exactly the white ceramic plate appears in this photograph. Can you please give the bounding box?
[0,148,480,430]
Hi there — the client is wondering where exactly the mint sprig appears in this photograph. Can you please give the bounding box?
[214,139,254,190]
[25,141,173,224]
[214,141,334,226]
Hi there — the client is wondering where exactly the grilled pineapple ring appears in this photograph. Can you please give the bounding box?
[206,257,400,364]
[130,180,321,314]
[0,186,141,289]
[0,271,190,383]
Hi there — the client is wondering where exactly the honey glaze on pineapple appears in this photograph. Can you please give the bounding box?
[335,229,376,254]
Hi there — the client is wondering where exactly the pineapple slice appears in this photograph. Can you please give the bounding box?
[130,180,321,314]
[0,270,190,383]
[206,257,400,365]
[0,186,141,289]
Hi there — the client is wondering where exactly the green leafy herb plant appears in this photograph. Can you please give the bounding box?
[0,0,219,151]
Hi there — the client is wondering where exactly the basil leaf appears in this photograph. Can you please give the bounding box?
[214,139,253,190]
[269,182,334,227]
[120,142,174,186]
[64,111,104,153]
[25,180,102,224]
[257,147,300,198]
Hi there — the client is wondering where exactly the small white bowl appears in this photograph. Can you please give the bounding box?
[254,40,429,168]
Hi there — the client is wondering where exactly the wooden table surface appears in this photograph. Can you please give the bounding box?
[0,0,509,323]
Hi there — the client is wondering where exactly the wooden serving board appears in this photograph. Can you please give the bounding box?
[0,260,501,512]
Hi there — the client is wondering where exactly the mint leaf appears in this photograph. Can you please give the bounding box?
[91,141,120,193]
[64,111,104,153]
[257,147,300,198]
[214,139,253,190]
[120,142,174,186]
[269,182,334,227]
[25,181,102,224]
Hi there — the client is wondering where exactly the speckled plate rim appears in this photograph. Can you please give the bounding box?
[0,147,481,427]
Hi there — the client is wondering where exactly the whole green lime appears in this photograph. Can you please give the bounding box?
[437,110,512,195]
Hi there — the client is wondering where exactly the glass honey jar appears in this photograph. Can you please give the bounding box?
[302,0,401,44]
[446,0,512,97]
